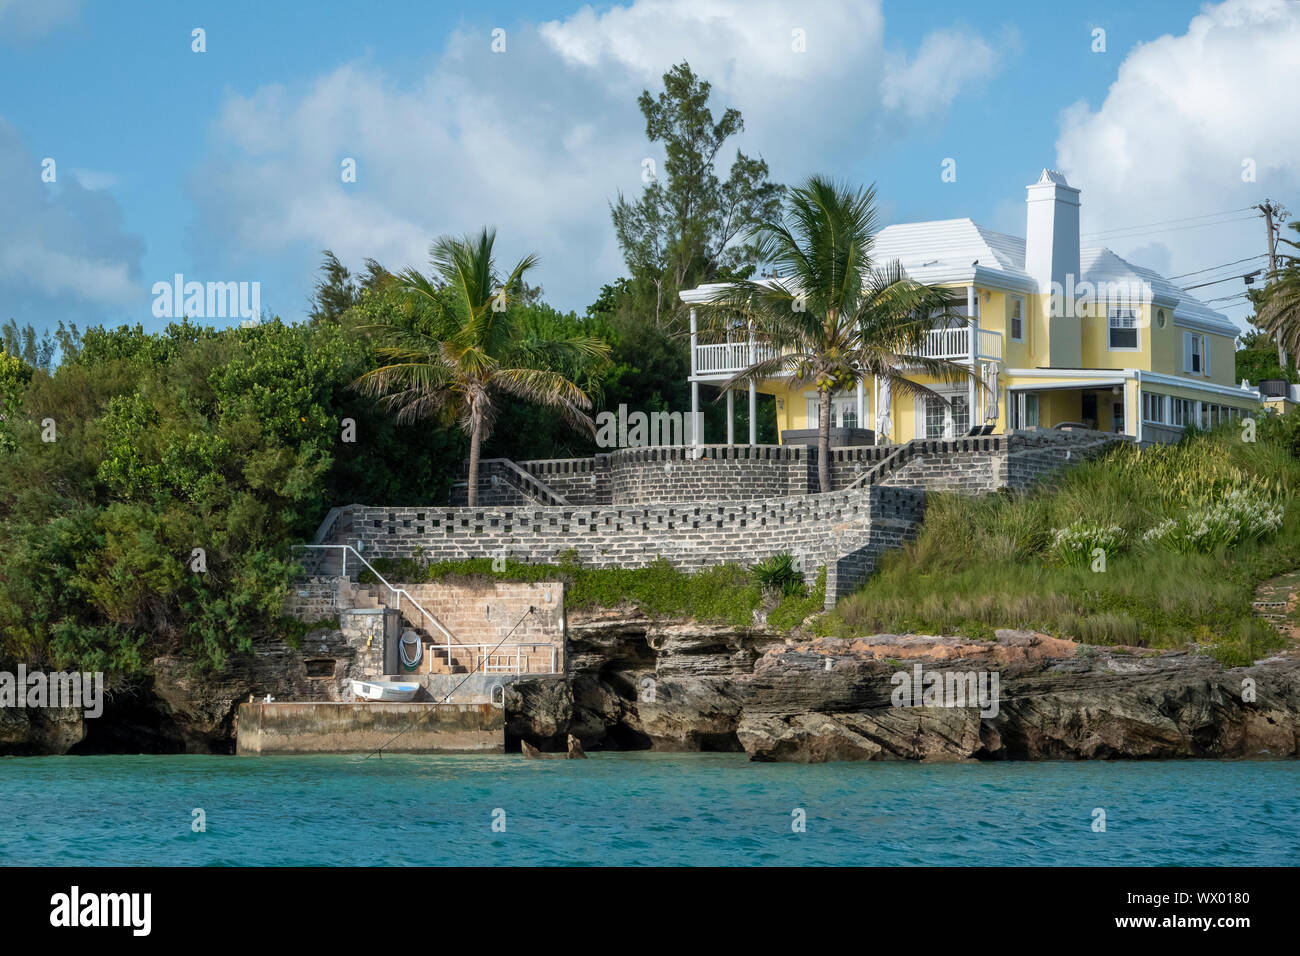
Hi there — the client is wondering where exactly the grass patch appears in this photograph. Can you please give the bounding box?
[825,416,1300,665]
[362,554,827,633]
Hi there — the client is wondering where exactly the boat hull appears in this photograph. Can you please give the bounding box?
[351,679,421,702]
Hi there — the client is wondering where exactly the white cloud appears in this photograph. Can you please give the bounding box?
[187,0,1006,313]
[0,0,80,42]
[0,119,143,325]
[1056,0,1300,324]
[882,28,1002,119]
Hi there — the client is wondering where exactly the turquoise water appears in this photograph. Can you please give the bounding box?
[1,753,1296,866]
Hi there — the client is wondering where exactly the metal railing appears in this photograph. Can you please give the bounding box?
[298,543,455,644]
[693,326,1002,376]
[295,543,559,676]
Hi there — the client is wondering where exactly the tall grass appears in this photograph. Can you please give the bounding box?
[826,416,1300,665]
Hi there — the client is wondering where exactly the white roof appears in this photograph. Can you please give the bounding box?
[869,217,1237,336]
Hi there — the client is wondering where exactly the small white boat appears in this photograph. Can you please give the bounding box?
[351,679,421,702]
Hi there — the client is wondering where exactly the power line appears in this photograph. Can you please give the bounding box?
[1180,270,1264,292]
[1084,213,1259,243]
[1167,254,1269,281]
[1081,206,1256,239]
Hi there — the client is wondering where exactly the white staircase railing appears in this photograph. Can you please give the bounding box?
[298,543,455,644]
[294,543,557,675]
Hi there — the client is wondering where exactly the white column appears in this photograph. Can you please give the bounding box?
[748,381,757,445]
[856,379,864,433]
[966,285,978,433]
[726,388,735,446]
[690,305,701,448]
[689,307,698,377]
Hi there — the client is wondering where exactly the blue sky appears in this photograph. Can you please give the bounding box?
[2,0,1297,332]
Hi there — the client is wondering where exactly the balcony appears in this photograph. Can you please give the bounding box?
[692,325,1002,379]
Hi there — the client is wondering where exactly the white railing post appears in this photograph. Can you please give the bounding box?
[967,286,978,429]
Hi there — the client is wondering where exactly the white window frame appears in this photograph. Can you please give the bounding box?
[1009,392,1039,430]
[1009,295,1025,342]
[1142,391,1165,424]
[1183,331,1211,376]
[1107,305,1141,352]
[806,390,868,430]
[918,388,971,439]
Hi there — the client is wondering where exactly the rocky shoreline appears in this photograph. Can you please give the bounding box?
[507,610,1300,761]
[4,608,1299,760]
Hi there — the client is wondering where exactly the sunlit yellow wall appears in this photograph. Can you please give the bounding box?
[1078,301,1152,371]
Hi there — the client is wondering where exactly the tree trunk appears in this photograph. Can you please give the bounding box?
[467,419,482,508]
[818,390,832,493]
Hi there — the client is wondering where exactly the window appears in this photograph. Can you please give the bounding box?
[951,395,970,436]
[1183,332,1212,376]
[923,393,971,438]
[807,392,866,429]
[1009,295,1025,342]
[925,396,947,438]
[1109,306,1139,349]
[1170,398,1194,427]
[1010,392,1039,429]
[1156,309,1167,329]
[1112,398,1126,434]
[1142,391,1165,424]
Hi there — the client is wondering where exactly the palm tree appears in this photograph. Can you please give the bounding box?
[700,174,975,493]
[354,228,610,506]
[1255,224,1300,362]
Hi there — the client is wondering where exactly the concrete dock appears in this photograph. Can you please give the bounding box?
[236,701,503,755]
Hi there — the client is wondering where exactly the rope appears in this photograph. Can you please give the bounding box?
[361,605,536,759]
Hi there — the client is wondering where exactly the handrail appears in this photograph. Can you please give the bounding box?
[467,458,568,505]
[491,457,568,505]
[296,543,455,645]
[842,440,919,491]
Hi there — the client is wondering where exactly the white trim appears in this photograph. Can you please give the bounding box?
[1008,293,1025,342]
[1007,378,1126,392]
[1002,367,1260,402]
[1139,370,1261,401]
[1106,304,1142,352]
[1172,314,1239,337]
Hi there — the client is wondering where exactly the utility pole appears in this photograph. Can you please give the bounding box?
[1255,200,1290,369]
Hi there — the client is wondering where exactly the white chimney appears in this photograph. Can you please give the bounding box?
[1024,169,1081,295]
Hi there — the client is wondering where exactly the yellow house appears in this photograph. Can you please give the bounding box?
[681,169,1262,446]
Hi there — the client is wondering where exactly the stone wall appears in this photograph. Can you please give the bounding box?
[446,430,1118,508]
[387,580,564,675]
[325,484,926,608]
[520,455,611,505]
[339,608,388,679]
[609,444,809,503]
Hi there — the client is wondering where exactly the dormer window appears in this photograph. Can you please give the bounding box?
[1108,306,1139,350]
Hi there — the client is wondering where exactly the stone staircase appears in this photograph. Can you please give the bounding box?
[344,581,473,674]
[451,458,568,506]
[1253,570,1300,641]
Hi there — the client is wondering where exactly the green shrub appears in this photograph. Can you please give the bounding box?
[751,552,807,598]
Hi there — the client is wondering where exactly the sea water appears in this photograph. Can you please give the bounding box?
[0,753,1296,866]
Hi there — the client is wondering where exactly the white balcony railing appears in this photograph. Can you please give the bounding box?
[692,326,1002,377]
[921,325,1003,362]
[694,341,782,375]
